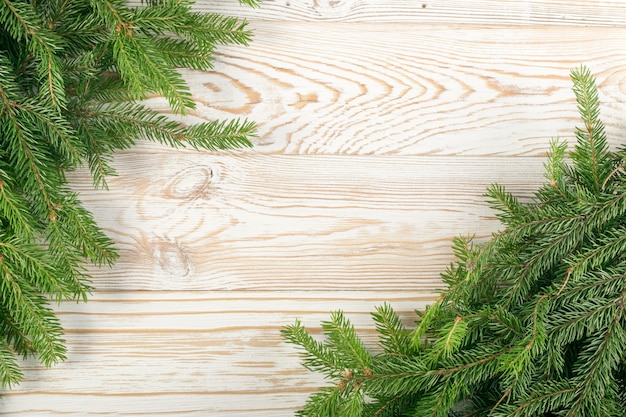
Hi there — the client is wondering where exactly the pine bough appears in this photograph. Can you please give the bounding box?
[283,67,626,416]
[0,0,256,389]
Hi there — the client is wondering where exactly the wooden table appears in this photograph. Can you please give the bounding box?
[3,1,626,415]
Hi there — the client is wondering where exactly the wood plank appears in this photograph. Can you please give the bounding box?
[0,291,432,416]
[153,23,626,156]
[127,0,626,26]
[9,2,624,416]
[67,149,546,291]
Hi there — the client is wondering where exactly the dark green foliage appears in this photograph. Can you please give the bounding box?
[283,67,626,416]
[0,0,255,389]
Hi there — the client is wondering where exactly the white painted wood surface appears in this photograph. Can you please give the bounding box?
[3,1,626,415]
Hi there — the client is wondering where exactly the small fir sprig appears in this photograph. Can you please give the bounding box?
[283,66,626,417]
[0,0,256,389]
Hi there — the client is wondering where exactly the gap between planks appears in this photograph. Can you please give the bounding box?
[1,291,431,416]
[140,22,626,156]
[127,0,626,26]
[67,150,547,291]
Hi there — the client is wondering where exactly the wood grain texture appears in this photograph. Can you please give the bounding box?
[6,1,626,415]
[128,0,626,26]
[0,292,430,416]
[66,147,545,291]
[153,22,626,156]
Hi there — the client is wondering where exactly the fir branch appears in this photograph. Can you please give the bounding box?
[371,303,413,355]
[566,225,626,282]
[364,393,418,417]
[565,295,626,416]
[114,31,196,113]
[296,386,344,417]
[508,381,578,417]
[13,98,84,166]
[0,256,66,368]
[152,37,215,71]
[0,0,256,389]
[74,116,117,189]
[321,310,373,371]
[365,356,433,397]
[485,183,530,227]
[412,379,464,417]
[0,238,71,300]
[237,0,259,7]
[544,138,572,200]
[0,339,21,388]
[1,104,60,220]
[281,319,345,378]
[166,11,253,48]
[82,101,254,151]
[0,166,38,240]
[430,316,468,362]
[285,67,626,417]
[570,65,613,194]
[0,0,66,107]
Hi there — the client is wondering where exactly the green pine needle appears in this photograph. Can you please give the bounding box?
[283,66,626,416]
[0,0,256,391]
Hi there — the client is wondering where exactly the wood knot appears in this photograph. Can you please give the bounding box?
[165,165,219,200]
[312,0,357,18]
[151,238,194,281]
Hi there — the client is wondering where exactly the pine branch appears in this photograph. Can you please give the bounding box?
[0,0,66,107]
[570,66,613,194]
[114,31,196,113]
[366,356,433,397]
[0,339,21,388]
[281,319,345,378]
[371,303,413,355]
[321,311,373,371]
[284,67,626,416]
[0,166,38,240]
[296,387,344,417]
[0,0,256,390]
[0,257,66,368]
[565,296,626,416]
[0,238,72,300]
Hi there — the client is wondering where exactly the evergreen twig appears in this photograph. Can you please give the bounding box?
[283,66,626,416]
[0,0,256,389]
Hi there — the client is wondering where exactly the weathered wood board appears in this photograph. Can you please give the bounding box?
[1,292,430,416]
[68,149,546,291]
[3,1,626,415]
[151,24,626,157]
